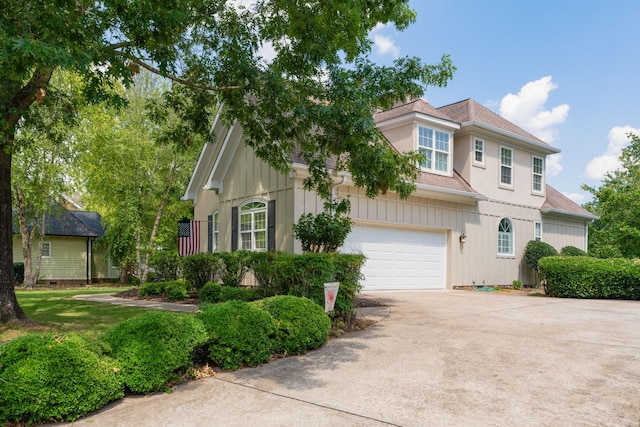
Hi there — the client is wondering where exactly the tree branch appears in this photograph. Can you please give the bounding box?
[117,53,241,92]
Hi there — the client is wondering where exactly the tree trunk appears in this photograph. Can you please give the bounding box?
[33,211,46,285]
[15,186,34,287]
[0,147,26,322]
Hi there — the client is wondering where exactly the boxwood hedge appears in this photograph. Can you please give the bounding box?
[539,256,640,299]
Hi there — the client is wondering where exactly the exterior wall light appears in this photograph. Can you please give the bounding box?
[459,232,467,244]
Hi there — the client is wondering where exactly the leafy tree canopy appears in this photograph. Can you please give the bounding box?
[583,133,640,258]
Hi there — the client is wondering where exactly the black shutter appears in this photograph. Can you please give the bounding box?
[207,214,213,252]
[267,200,276,251]
[231,206,238,251]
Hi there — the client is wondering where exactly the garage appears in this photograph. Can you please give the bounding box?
[341,225,447,290]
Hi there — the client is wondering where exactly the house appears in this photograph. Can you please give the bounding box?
[12,203,119,285]
[183,98,597,290]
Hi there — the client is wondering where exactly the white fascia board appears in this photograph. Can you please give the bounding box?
[415,183,488,203]
[182,104,224,201]
[204,122,242,194]
[541,207,599,222]
[462,121,561,155]
[376,112,460,132]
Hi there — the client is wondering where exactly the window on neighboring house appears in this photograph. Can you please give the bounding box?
[418,125,451,174]
[532,156,544,193]
[500,146,513,186]
[497,217,514,256]
[534,221,542,241]
[474,138,485,165]
[240,201,267,251]
[41,242,51,258]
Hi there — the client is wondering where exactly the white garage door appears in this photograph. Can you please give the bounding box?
[341,225,447,290]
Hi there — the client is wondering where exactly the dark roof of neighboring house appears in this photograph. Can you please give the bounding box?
[12,204,105,238]
[437,99,548,145]
[542,185,598,220]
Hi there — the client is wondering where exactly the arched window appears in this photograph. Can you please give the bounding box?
[498,217,514,256]
[240,201,267,251]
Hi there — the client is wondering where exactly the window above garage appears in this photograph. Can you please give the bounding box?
[417,125,453,176]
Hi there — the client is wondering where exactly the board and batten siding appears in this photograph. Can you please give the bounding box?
[194,141,296,253]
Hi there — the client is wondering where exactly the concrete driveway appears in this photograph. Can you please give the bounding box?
[66,290,640,427]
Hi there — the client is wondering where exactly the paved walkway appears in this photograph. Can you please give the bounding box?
[64,291,640,426]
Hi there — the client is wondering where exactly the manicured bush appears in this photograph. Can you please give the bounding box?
[256,296,331,355]
[138,280,166,298]
[196,301,276,370]
[539,256,640,299]
[181,252,216,290]
[560,245,588,257]
[524,240,558,273]
[199,282,222,304]
[0,333,124,425]
[590,244,624,259]
[165,280,190,301]
[104,311,208,393]
[214,251,253,287]
[219,285,260,302]
[13,262,24,285]
[149,250,181,281]
[248,251,280,295]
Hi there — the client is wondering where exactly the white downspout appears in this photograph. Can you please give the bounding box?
[330,175,347,209]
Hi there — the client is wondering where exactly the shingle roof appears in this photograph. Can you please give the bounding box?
[374,98,456,124]
[542,185,598,220]
[437,99,548,145]
[416,169,478,194]
[12,204,105,237]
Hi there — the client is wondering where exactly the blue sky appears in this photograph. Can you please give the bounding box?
[369,0,640,205]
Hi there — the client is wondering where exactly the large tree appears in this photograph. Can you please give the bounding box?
[583,133,640,258]
[0,0,455,321]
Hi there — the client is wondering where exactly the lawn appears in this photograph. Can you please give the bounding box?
[0,287,151,343]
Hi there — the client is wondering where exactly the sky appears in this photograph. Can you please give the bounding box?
[368,0,640,205]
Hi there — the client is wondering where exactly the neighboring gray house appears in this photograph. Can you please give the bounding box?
[184,98,597,290]
[12,204,118,285]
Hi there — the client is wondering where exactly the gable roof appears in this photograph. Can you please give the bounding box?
[542,185,598,221]
[374,98,456,124]
[12,204,105,238]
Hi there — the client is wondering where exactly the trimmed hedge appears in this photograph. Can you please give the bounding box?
[197,301,276,370]
[539,256,640,299]
[560,246,588,257]
[148,250,181,282]
[524,240,558,273]
[199,282,260,303]
[256,296,331,356]
[103,311,208,393]
[0,333,124,425]
[138,280,166,298]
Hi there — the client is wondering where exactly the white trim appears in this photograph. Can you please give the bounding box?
[239,199,268,251]
[534,221,542,241]
[460,120,560,155]
[473,137,485,166]
[417,124,453,176]
[376,112,460,132]
[41,241,51,258]
[212,210,219,252]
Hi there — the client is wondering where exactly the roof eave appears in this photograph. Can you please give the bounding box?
[461,121,561,155]
[541,207,599,222]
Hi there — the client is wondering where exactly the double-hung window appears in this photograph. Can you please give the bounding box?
[474,138,485,165]
[240,201,267,251]
[212,211,219,251]
[532,156,544,193]
[498,218,514,256]
[500,146,513,186]
[41,242,51,258]
[534,221,542,241]
[418,126,450,174]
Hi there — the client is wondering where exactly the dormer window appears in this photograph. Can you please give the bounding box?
[418,125,451,174]
[532,155,544,194]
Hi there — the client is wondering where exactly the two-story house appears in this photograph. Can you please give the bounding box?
[184,98,596,290]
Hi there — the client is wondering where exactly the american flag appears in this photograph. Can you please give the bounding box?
[178,220,201,256]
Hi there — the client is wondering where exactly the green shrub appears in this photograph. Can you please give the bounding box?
[214,251,252,287]
[256,296,331,355]
[181,253,215,291]
[13,262,24,285]
[512,279,523,290]
[149,250,181,281]
[199,282,222,304]
[524,240,558,273]
[104,311,208,393]
[248,251,280,295]
[590,244,624,259]
[196,301,276,370]
[560,245,588,257]
[138,281,165,298]
[0,333,124,425]
[165,280,190,301]
[539,256,640,299]
[292,200,353,253]
[219,285,260,302]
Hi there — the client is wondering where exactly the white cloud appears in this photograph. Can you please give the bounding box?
[584,125,640,180]
[546,153,563,177]
[370,24,400,59]
[500,76,570,144]
[563,192,586,204]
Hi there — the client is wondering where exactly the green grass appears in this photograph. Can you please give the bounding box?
[1,287,151,343]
